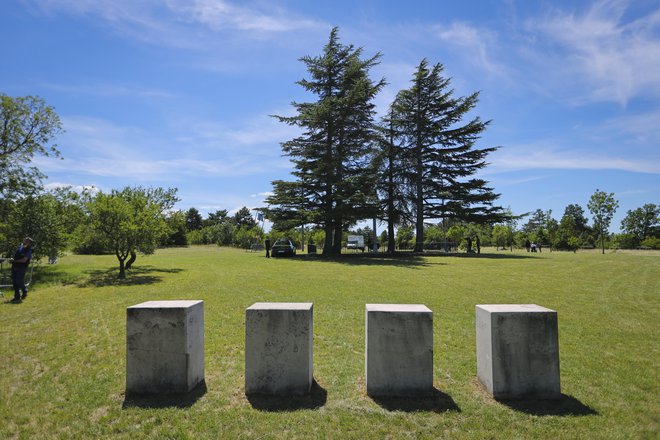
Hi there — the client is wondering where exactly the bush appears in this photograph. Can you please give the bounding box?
[641,236,660,249]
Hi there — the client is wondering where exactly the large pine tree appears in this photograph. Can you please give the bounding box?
[266,28,384,254]
[391,59,502,252]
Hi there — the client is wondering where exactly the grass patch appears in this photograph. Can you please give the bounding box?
[1,246,658,439]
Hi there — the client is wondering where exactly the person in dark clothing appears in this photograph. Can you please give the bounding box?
[525,239,531,252]
[10,237,34,303]
[466,236,473,253]
[265,238,271,258]
[476,236,481,254]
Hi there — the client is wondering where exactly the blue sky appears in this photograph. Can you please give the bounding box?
[2,0,658,232]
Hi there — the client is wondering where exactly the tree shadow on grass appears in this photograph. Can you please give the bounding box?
[77,265,184,288]
[288,251,534,268]
[499,394,598,416]
[122,380,207,409]
[370,387,461,413]
[246,380,327,412]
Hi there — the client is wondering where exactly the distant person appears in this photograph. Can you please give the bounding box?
[265,238,271,259]
[466,236,473,253]
[10,237,34,303]
[476,236,481,254]
[446,237,452,252]
[538,243,542,253]
[525,239,531,252]
[531,242,537,253]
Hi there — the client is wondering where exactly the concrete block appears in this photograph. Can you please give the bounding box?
[476,304,561,399]
[245,302,313,395]
[365,304,433,396]
[126,300,204,395]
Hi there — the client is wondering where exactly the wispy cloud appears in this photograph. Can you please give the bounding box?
[527,0,660,105]
[26,0,326,46]
[490,142,660,174]
[36,114,292,181]
[39,81,173,99]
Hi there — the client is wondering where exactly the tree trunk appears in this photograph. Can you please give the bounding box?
[125,250,137,270]
[116,248,129,279]
[332,212,343,254]
[323,221,334,255]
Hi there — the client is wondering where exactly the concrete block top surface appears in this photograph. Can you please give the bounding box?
[366,304,431,313]
[476,304,555,313]
[128,300,203,309]
[247,302,313,311]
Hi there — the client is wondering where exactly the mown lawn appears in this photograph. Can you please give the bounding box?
[1,246,658,439]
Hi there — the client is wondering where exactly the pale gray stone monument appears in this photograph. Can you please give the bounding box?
[126,300,204,395]
[365,304,433,396]
[245,302,313,395]
[476,304,561,399]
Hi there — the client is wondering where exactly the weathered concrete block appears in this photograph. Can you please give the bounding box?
[476,304,561,399]
[365,304,433,396]
[245,302,313,395]
[126,300,204,395]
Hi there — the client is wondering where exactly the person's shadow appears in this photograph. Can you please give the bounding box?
[246,380,328,412]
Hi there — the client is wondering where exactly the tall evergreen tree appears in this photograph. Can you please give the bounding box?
[266,28,384,254]
[375,108,412,253]
[391,59,502,251]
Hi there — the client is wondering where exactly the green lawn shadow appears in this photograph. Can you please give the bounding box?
[122,380,207,409]
[499,394,598,416]
[77,265,185,287]
[370,388,461,413]
[246,380,327,412]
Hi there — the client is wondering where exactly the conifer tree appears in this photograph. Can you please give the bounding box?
[391,59,502,252]
[267,28,384,254]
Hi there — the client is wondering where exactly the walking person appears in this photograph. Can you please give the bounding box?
[265,238,271,258]
[10,237,34,303]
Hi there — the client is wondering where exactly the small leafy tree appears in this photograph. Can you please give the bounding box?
[86,186,179,278]
[588,189,619,254]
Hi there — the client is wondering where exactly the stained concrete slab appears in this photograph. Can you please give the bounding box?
[365,304,433,397]
[245,302,313,395]
[476,304,561,400]
[126,300,204,395]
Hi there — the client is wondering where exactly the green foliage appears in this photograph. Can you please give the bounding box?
[588,189,619,254]
[620,203,659,247]
[185,207,204,231]
[390,59,502,251]
[163,210,188,246]
[1,189,82,260]
[641,236,660,249]
[0,94,62,199]
[395,224,414,249]
[85,186,179,278]
[267,28,384,254]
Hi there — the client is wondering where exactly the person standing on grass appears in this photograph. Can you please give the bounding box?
[265,238,271,258]
[10,237,34,303]
[476,236,481,254]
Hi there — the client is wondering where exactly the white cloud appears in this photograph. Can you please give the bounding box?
[528,0,660,105]
[489,142,660,174]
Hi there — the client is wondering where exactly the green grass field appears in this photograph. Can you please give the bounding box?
[1,246,658,439]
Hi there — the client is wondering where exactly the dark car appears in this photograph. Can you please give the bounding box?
[271,238,297,257]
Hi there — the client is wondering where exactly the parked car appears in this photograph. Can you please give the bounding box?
[271,238,297,257]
